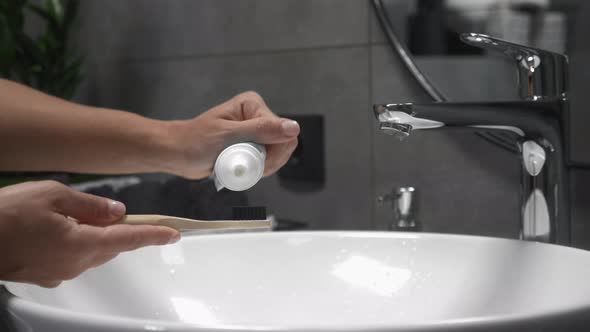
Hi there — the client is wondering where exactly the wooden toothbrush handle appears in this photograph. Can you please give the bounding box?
[121,215,271,231]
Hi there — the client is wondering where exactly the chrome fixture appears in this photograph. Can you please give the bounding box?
[374,33,569,244]
[378,186,419,231]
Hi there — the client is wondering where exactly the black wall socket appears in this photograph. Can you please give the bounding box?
[278,115,325,192]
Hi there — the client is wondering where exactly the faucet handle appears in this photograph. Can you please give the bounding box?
[460,33,568,100]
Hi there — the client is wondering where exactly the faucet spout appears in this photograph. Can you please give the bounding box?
[374,100,564,141]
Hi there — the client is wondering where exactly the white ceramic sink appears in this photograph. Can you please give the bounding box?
[2,231,590,331]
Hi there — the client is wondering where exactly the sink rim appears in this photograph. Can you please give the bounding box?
[3,230,590,331]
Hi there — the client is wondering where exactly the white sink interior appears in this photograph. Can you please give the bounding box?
[5,231,590,330]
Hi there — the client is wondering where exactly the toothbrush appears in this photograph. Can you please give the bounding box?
[119,207,271,232]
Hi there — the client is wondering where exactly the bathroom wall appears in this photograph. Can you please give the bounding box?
[69,1,589,247]
[558,0,590,250]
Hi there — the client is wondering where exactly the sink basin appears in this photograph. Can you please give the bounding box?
[2,231,590,331]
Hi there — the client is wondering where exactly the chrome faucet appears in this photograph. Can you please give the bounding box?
[373,33,569,244]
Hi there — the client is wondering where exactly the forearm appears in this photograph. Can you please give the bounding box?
[0,79,182,175]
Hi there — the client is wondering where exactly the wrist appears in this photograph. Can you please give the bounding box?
[147,119,189,176]
[161,118,215,179]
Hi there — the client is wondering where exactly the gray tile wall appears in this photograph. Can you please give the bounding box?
[571,170,590,250]
[74,0,369,61]
[558,0,590,165]
[71,1,588,244]
[74,0,375,230]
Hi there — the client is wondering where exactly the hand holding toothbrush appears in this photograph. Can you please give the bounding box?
[0,181,178,288]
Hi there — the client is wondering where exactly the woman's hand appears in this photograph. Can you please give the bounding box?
[0,181,179,288]
[167,91,300,179]
[0,81,299,179]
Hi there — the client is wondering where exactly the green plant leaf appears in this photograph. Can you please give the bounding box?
[0,17,17,75]
[27,4,55,24]
[54,56,83,97]
[28,3,62,37]
[41,0,62,24]
[30,64,42,72]
[49,0,64,21]
[15,32,48,68]
[3,0,84,98]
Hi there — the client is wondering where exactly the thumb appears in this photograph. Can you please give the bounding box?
[53,188,126,226]
[235,117,299,144]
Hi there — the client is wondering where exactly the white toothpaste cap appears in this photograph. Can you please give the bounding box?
[213,143,266,191]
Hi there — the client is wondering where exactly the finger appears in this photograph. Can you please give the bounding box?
[216,91,269,121]
[263,139,299,176]
[241,96,269,120]
[234,117,300,145]
[38,280,62,288]
[88,253,118,268]
[234,91,271,119]
[52,188,126,226]
[79,224,180,254]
